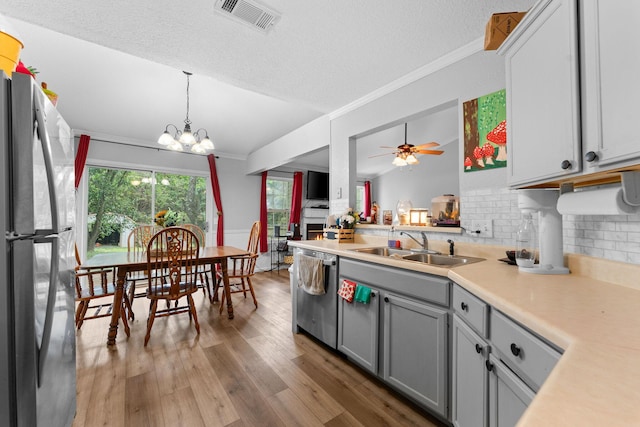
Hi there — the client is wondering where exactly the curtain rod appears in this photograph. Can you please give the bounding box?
[88,137,219,158]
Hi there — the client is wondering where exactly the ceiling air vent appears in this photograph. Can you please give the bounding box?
[214,0,281,33]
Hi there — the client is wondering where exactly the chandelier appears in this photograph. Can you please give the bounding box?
[157,71,215,154]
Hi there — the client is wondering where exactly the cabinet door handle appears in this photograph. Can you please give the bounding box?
[485,360,494,372]
[475,343,483,354]
[384,296,389,303]
[371,292,377,298]
[510,343,522,357]
[460,302,468,311]
[560,160,572,170]
[585,151,598,162]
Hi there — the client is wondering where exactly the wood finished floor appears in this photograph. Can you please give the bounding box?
[74,271,445,427]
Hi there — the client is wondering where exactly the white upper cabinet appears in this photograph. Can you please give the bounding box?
[500,0,581,187]
[581,1,640,171]
[500,0,640,188]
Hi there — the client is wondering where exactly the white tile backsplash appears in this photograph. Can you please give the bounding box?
[356,187,640,265]
[458,187,640,265]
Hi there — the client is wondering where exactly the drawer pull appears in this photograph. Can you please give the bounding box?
[460,302,468,311]
[475,343,483,354]
[510,343,522,357]
[485,360,494,372]
[561,159,572,170]
[384,296,389,303]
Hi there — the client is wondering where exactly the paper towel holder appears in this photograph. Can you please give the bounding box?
[621,171,640,206]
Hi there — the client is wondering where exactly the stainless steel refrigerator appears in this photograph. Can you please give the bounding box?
[1,72,76,426]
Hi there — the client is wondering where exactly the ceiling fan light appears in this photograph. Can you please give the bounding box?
[392,155,407,166]
[158,131,174,146]
[406,154,419,165]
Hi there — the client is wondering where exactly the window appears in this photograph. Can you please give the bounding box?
[266,177,292,237]
[355,185,365,214]
[86,166,207,258]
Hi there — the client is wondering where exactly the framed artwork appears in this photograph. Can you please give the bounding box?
[463,89,507,172]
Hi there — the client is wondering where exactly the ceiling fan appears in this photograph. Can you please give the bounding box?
[370,123,443,166]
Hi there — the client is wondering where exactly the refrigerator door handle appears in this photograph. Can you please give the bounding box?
[34,99,59,233]
[34,235,58,387]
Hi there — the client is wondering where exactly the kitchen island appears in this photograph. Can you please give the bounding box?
[288,238,640,426]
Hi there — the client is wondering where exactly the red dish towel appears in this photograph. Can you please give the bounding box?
[338,279,357,303]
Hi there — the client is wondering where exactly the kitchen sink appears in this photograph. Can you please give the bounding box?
[350,246,485,267]
[402,253,485,267]
[350,247,413,258]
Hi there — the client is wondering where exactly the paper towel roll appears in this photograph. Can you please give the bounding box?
[557,186,640,215]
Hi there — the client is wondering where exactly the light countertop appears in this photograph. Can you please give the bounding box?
[288,239,640,426]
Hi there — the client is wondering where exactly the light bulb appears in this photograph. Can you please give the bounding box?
[158,131,174,146]
[200,137,214,150]
[168,140,184,151]
[406,154,419,165]
[191,143,206,154]
[179,131,196,146]
[392,156,407,166]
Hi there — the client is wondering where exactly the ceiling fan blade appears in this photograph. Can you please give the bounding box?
[378,145,398,149]
[368,152,396,158]
[414,149,444,155]
[414,142,440,149]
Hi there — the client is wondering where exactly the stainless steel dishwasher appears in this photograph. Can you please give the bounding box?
[294,248,338,349]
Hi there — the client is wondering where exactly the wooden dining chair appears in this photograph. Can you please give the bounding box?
[126,224,162,319]
[214,221,261,312]
[74,244,131,335]
[144,227,201,346]
[180,223,212,297]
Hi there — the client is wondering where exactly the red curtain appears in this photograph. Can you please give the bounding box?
[289,171,303,227]
[74,134,90,189]
[207,154,224,246]
[259,171,268,253]
[363,180,371,218]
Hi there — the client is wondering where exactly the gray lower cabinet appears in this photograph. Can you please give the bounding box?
[452,314,489,427]
[451,283,562,427]
[382,292,448,417]
[487,354,535,427]
[337,258,450,420]
[337,285,380,374]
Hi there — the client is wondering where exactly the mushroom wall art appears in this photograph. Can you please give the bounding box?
[463,89,507,172]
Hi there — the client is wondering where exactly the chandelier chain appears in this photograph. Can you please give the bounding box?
[184,72,191,126]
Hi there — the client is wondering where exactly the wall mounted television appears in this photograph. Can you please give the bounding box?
[306,171,329,200]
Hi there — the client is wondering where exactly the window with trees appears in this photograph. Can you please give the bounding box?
[87,166,207,258]
[266,177,292,238]
[355,185,365,214]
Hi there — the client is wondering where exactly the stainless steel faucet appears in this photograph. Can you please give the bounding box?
[400,231,429,251]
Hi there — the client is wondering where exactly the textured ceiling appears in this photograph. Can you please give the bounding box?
[0,0,534,164]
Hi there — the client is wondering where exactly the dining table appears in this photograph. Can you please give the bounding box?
[80,246,250,346]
